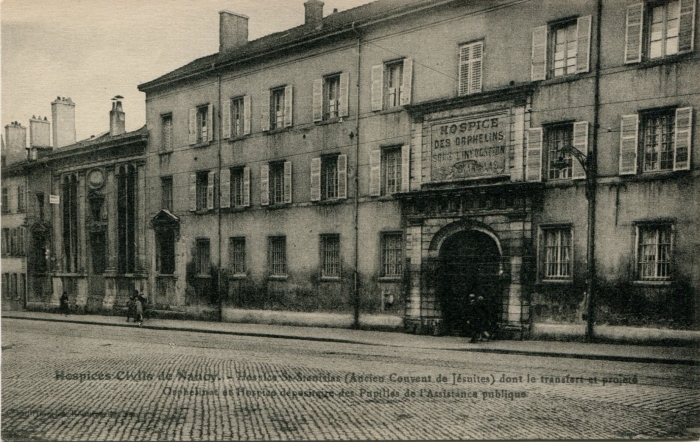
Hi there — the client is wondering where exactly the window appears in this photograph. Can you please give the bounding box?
[381,232,403,278]
[221,167,249,209]
[268,236,286,276]
[230,237,246,275]
[459,41,483,96]
[546,124,574,180]
[161,114,173,152]
[189,104,213,145]
[370,146,410,196]
[322,155,338,200]
[1,228,8,255]
[196,171,209,211]
[271,87,285,130]
[269,162,285,205]
[17,185,25,213]
[117,165,137,274]
[231,168,245,207]
[195,238,211,276]
[371,59,413,111]
[161,176,173,211]
[382,147,402,195]
[62,174,79,272]
[637,224,673,281]
[1,274,7,297]
[155,227,175,275]
[642,109,675,172]
[313,74,349,122]
[625,0,695,63]
[311,155,347,201]
[2,187,8,213]
[261,162,291,206]
[10,273,17,297]
[531,16,591,80]
[325,75,340,119]
[321,234,340,278]
[262,86,293,131]
[189,170,215,212]
[36,192,45,221]
[542,227,572,280]
[197,106,208,143]
[385,61,403,108]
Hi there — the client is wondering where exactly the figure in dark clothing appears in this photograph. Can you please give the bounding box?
[133,290,146,327]
[471,295,490,342]
[126,293,136,322]
[60,292,70,315]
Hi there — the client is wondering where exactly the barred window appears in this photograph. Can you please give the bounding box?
[230,237,246,275]
[195,238,210,276]
[543,227,572,279]
[641,110,675,172]
[268,236,286,276]
[381,232,403,277]
[321,234,340,278]
[637,224,673,281]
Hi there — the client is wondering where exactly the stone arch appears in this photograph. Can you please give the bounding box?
[428,219,503,261]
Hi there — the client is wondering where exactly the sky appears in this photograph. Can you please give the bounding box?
[2,0,373,147]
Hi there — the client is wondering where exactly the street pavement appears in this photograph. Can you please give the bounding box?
[2,317,699,440]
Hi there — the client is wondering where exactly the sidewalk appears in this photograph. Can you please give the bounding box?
[3,310,699,365]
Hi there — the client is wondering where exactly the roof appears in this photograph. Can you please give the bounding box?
[138,0,446,91]
[39,125,149,163]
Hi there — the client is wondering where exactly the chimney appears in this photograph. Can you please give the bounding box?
[51,97,76,148]
[110,98,126,136]
[4,121,27,164]
[30,116,51,148]
[304,0,324,28]
[219,11,249,53]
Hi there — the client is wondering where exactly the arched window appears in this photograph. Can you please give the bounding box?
[117,164,137,274]
[62,174,78,272]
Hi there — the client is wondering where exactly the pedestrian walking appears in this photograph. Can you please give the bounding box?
[59,292,70,316]
[126,293,136,322]
[472,295,490,342]
[133,290,144,327]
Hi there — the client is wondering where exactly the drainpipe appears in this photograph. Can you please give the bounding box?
[352,22,361,329]
[217,73,224,322]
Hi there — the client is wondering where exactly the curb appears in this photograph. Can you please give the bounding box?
[4,314,699,366]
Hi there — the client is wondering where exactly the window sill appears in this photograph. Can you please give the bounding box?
[224,206,249,213]
[314,198,345,206]
[621,169,690,182]
[537,72,590,86]
[192,209,214,215]
[265,127,291,135]
[158,151,173,156]
[376,108,405,116]
[192,141,212,148]
[264,203,291,210]
[315,117,345,126]
[634,52,693,69]
[229,274,247,280]
[320,276,341,282]
[226,135,250,142]
[195,274,212,279]
[632,280,672,286]
[378,276,402,282]
[539,278,573,284]
[373,195,398,201]
[268,275,288,281]
[156,274,177,279]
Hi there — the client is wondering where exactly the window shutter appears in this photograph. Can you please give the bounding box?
[207,170,215,210]
[284,85,293,127]
[458,44,471,96]
[243,166,251,207]
[674,107,692,171]
[371,65,383,111]
[339,72,350,118]
[531,25,548,81]
[243,95,252,135]
[313,78,323,122]
[222,99,231,139]
[260,164,270,206]
[220,168,231,209]
[369,149,381,196]
[400,58,413,106]
[470,42,483,94]
[576,16,592,73]
[624,3,644,64]
[310,157,321,202]
[526,128,543,182]
[619,114,639,175]
[283,161,292,204]
[337,154,347,199]
[188,108,197,145]
[206,104,214,142]
[572,121,589,179]
[261,88,270,132]
[679,0,696,53]
[189,173,197,211]
[401,145,410,192]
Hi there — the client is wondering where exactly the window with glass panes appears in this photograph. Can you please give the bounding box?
[270,88,285,130]
[321,234,340,277]
[381,232,403,277]
[231,97,244,138]
[649,0,681,59]
[546,124,574,180]
[161,176,173,210]
[324,75,340,119]
[195,238,210,275]
[196,171,209,210]
[321,156,338,200]
[231,168,245,207]
[382,147,402,195]
[268,236,286,276]
[269,163,285,205]
[637,224,672,280]
[385,61,404,108]
[551,21,578,77]
[641,110,675,172]
[230,237,246,275]
[542,227,572,279]
[196,105,209,143]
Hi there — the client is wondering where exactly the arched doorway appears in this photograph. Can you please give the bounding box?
[437,229,502,336]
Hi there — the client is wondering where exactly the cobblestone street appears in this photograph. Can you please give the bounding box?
[2,319,699,440]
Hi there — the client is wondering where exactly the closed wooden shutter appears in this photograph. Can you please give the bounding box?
[400,58,413,106]
[313,78,323,122]
[337,154,347,199]
[283,161,292,204]
[470,41,483,94]
[531,26,548,81]
[260,164,270,206]
[458,44,471,96]
[371,65,383,111]
[261,88,270,132]
[222,99,231,139]
[207,170,215,209]
[401,145,410,192]
[369,149,381,196]
[220,168,231,209]
[339,72,350,117]
[310,157,321,202]
[619,114,639,175]
[674,107,692,171]
[243,95,252,135]
[679,0,696,53]
[188,108,197,145]
[576,16,592,73]
[206,104,214,142]
[284,85,293,127]
[526,128,543,182]
[572,121,589,179]
[624,3,644,64]
[243,166,251,207]
[189,173,197,211]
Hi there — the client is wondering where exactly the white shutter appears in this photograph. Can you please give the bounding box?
[337,154,347,199]
[624,3,644,64]
[572,121,589,179]
[283,161,292,204]
[576,16,592,73]
[674,107,692,171]
[400,58,413,106]
[313,78,323,122]
[339,72,350,118]
[371,65,383,111]
[619,114,639,175]
[260,164,270,206]
[243,95,252,135]
[188,108,197,145]
[261,88,270,132]
[310,157,321,202]
[458,44,471,96]
[207,170,215,209]
[242,166,251,207]
[531,25,548,81]
[206,104,214,142]
[401,145,410,193]
[189,173,197,211]
[679,0,696,53]
[284,85,293,127]
[222,99,231,139]
[470,41,483,94]
[220,168,231,209]
[526,128,543,182]
[369,149,381,196]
